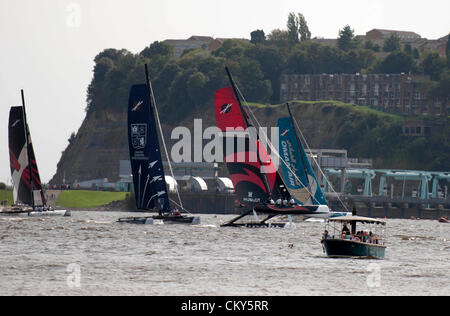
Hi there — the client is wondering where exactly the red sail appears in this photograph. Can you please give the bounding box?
[214,87,248,131]
[214,87,289,205]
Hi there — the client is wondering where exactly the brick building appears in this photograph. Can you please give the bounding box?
[280,73,449,116]
[164,36,214,57]
[164,35,249,57]
[366,29,421,41]
[364,29,448,58]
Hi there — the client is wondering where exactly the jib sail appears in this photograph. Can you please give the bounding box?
[278,117,327,205]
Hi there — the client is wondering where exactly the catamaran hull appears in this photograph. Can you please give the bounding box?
[0,209,71,217]
[28,210,70,217]
[222,222,289,228]
[221,205,329,228]
[322,239,386,259]
[254,204,330,216]
[117,215,200,225]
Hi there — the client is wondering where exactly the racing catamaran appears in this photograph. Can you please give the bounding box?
[118,65,200,225]
[215,68,329,227]
[2,90,70,217]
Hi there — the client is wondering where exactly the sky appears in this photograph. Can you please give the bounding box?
[0,0,449,185]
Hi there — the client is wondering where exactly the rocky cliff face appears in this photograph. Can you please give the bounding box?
[50,100,400,185]
[50,108,129,185]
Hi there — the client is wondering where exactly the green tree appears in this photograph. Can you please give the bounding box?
[364,40,380,52]
[187,71,208,104]
[235,58,272,103]
[383,34,401,52]
[378,51,416,74]
[286,49,310,74]
[403,43,412,55]
[338,25,356,51]
[420,52,446,80]
[212,39,252,59]
[250,29,266,44]
[428,69,450,100]
[298,13,311,41]
[245,45,286,103]
[446,33,450,67]
[153,62,182,104]
[267,29,289,43]
[287,12,299,44]
[68,132,76,145]
[140,41,173,58]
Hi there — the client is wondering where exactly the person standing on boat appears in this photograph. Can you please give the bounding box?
[342,222,350,237]
[322,230,330,239]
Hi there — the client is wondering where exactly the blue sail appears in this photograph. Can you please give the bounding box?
[128,84,170,213]
[278,117,328,206]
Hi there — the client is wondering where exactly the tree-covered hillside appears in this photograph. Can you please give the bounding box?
[51,18,450,184]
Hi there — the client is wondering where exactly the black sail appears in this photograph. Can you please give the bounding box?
[8,106,45,207]
[127,84,170,213]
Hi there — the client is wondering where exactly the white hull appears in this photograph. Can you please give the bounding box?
[28,210,70,217]
[0,208,71,217]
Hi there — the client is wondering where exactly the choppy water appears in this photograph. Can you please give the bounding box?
[0,211,449,296]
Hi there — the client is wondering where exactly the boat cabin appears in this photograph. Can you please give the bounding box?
[322,215,386,245]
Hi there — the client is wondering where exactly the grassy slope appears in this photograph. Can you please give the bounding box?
[55,190,128,209]
[248,100,404,121]
[0,190,13,206]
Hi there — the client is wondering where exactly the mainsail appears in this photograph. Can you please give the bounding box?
[127,84,170,213]
[214,85,291,206]
[278,117,328,206]
[8,106,45,207]
[215,69,330,228]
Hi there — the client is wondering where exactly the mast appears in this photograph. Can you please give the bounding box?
[224,67,273,199]
[21,90,35,210]
[144,64,184,211]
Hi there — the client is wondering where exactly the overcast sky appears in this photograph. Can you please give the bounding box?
[1,0,449,184]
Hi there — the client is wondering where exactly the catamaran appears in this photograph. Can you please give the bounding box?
[215,68,329,227]
[278,103,350,219]
[118,65,200,225]
[1,90,70,217]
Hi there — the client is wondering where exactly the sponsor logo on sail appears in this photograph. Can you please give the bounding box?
[220,103,232,114]
[150,175,162,184]
[131,124,147,150]
[132,101,144,112]
[11,120,21,128]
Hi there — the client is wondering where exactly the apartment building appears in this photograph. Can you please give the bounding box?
[163,35,249,57]
[280,73,449,116]
[164,36,215,57]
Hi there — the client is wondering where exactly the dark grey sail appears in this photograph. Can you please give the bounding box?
[127,84,170,213]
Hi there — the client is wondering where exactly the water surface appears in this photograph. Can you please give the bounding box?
[0,212,448,295]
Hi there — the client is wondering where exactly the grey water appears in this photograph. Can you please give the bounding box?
[0,211,449,296]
